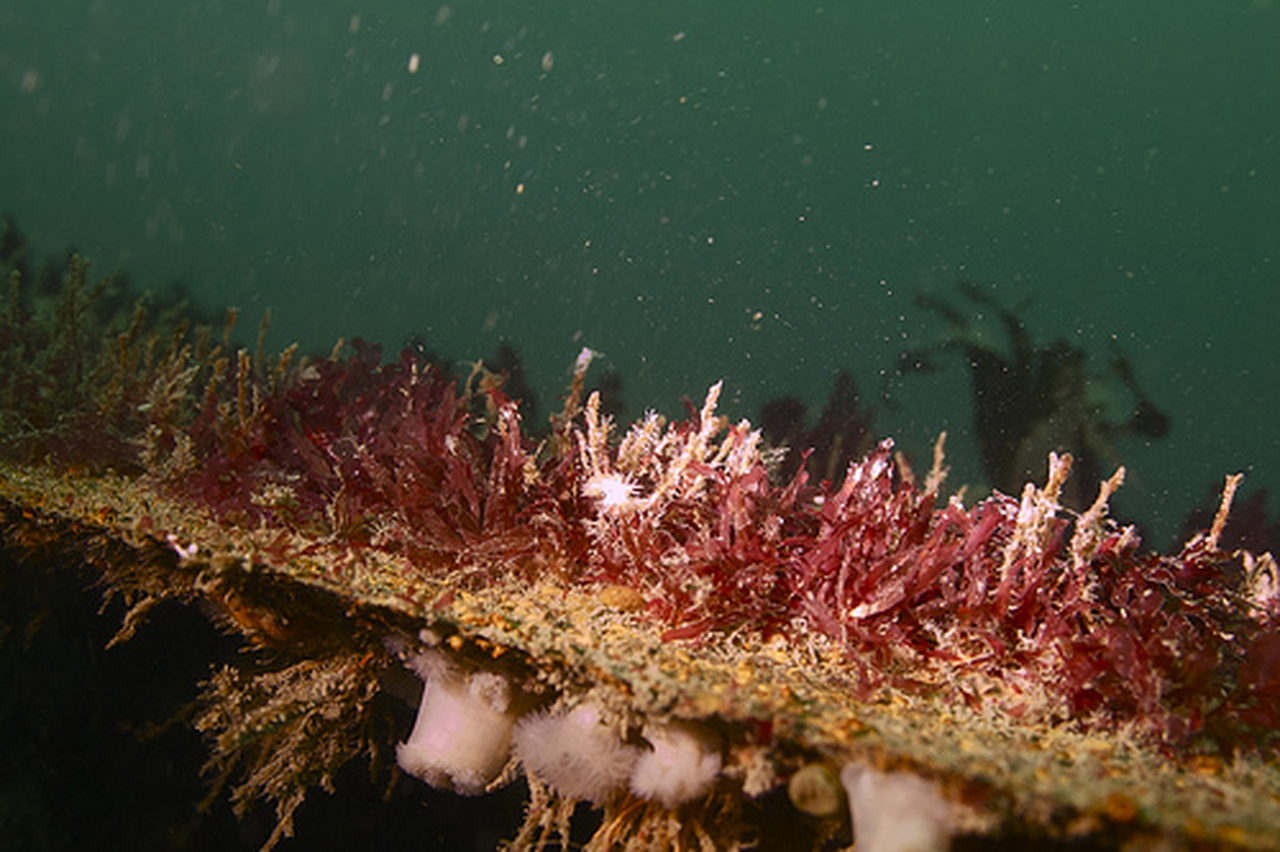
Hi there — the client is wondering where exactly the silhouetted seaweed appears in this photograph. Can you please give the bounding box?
[904,281,1170,508]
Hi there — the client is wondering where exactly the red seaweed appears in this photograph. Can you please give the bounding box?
[4,250,1277,755]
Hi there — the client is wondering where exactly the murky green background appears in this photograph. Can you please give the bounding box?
[2,1,1276,546]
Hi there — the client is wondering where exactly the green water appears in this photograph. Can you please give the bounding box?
[2,1,1276,547]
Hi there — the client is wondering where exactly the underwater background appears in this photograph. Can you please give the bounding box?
[1,0,1276,548]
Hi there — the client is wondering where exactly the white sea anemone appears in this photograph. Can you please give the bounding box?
[840,764,951,852]
[582,471,648,514]
[395,649,516,795]
[628,721,722,809]
[513,702,640,804]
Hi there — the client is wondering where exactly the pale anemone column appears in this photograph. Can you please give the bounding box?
[396,649,518,795]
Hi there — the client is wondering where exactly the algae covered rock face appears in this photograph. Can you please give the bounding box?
[2,248,1278,850]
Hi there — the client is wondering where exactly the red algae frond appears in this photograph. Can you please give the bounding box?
[561,376,1277,749]
[170,339,554,579]
[34,300,1273,751]
[562,382,1278,748]
[788,444,1273,743]
[575,382,801,638]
